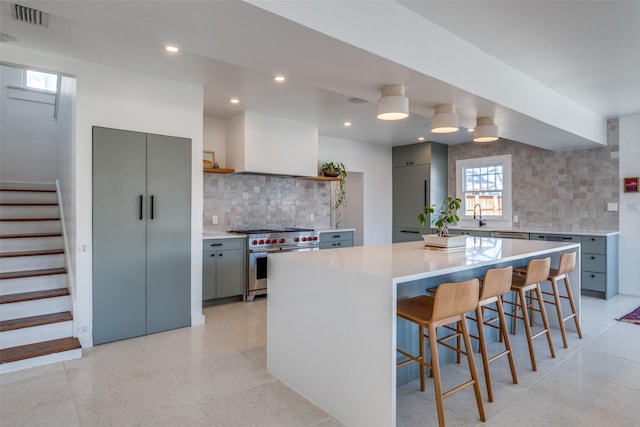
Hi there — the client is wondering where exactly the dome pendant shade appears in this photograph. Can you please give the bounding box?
[473,117,499,143]
[431,104,459,133]
[377,85,409,120]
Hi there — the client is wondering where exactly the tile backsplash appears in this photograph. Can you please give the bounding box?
[448,118,620,232]
[203,173,331,232]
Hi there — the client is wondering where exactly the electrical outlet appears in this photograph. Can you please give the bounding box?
[78,325,87,333]
[212,215,218,224]
[310,213,314,221]
[513,215,519,223]
[607,202,618,212]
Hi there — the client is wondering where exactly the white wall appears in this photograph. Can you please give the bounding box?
[0,65,59,183]
[203,116,226,164]
[1,44,205,346]
[619,114,640,296]
[319,136,392,245]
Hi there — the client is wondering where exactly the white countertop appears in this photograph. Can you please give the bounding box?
[272,237,580,283]
[315,228,356,233]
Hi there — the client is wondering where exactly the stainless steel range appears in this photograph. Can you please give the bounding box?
[230,228,320,301]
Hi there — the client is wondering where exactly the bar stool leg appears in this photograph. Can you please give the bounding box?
[563,275,583,339]
[475,305,493,401]
[461,318,486,423]
[419,325,426,391]
[518,287,538,371]
[534,284,556,359]
[497,295,518,386]
[550,276,569,348]
[428,323,446,427]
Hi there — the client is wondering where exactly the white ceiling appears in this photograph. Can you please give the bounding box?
[1,0,638,151]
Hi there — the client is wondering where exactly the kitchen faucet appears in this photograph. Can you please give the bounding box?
[473,204,486,227]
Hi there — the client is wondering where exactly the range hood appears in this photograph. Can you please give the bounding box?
[226,111,318,177]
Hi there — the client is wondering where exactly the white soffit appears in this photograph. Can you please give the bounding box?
[247,0,607,147]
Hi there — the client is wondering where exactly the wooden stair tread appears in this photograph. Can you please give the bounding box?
[0,337,80,364]
[0,217,60,222]
[0,203,58,206]
[0,267,66,280]
[0,248,64,258]
[0,232,62,239]
[0,188,56,193]
[0,311,73,332]
[0,288,69,304]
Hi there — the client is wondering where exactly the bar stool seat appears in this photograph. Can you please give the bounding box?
[397,279,486,426]
[504,257,556,371]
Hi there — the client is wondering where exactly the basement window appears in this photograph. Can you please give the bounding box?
[25,70,58,92]
[456,154,512,223]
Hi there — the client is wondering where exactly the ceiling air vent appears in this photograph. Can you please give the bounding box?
[11,3,49,27]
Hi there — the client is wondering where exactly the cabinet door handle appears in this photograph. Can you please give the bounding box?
[400,230,420,234]
[591,256,595,260]
[211,253,216,257]
[219,253,223,257]
[332,235,341,238]
[139,195,144,220]
[424,180,427,207]
[210,243,223,247]
[150,195,155,220]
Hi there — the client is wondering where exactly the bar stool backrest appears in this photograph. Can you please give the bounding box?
[432,278,480,321]
[480,266,513,300]
[524,257,551,285]
[557,252,576,276]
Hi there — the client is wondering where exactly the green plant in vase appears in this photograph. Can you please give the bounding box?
[418,196,462,237]
[321,162,347,228]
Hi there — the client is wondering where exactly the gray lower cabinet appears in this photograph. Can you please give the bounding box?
[530,232,618,299]
[319,231,354,249]
[202,238,245,300]
[93,127,191,345]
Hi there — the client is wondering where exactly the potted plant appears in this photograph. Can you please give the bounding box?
[321,162,347,228]
[419,196,467,248]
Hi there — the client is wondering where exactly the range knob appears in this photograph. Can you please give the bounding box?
[280,238,286,244]
[302,237,308,241]
[252,240,258,245]
[259,239,265,244]
[265,239,271,244]
[294,237,300,242]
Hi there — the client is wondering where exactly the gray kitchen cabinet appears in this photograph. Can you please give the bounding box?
[392,142,448,243]
[319,230,354,249]
[529,232,618,299]
[93,127,191,345]
[202,238,245,300]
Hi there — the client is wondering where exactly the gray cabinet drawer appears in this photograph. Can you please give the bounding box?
[582,253,606,273]
[582,272,606,292]
[581,236,606,254]
[320,240,353,249]
[320,231,354,243]
[530,233,580,243]
[203,238,244,252]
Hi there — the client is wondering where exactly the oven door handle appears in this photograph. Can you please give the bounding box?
[251,248,282,254]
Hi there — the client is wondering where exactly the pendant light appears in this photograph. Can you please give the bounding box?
[377,85,409,120]
[473,116,499,143]
[431,104,459,133]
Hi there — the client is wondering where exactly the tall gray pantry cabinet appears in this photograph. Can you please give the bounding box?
[392,142,448,243]
[92,127,191,345]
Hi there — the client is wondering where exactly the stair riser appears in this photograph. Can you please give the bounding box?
[0,191,58,204]
[0,205,59,219]
[0,348,81,374]
[0,274,67,296]
[0,254,64,273]
[0,320,73,349]
[0,236,63,253]
[0,295,70,321]
[0,220,62,234]
[0,274,68,295]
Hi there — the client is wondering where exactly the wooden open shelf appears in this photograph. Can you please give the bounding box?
[203,167,235,174]
[299,175,341,181]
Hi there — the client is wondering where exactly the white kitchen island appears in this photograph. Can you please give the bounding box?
[267,238,580,427]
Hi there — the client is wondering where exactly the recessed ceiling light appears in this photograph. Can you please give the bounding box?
[418,137,425,141]
[344,122,352,127]
[230,98,240,104]
[165,45,179,53]
[274,75,286,82]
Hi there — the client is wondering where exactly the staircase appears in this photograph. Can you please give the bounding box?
[0,184,81,374]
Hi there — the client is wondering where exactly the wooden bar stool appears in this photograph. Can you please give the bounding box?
[473,266,518,402]
[514,252,582,348]
[505,257,556,371]
[397,279,486,427]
